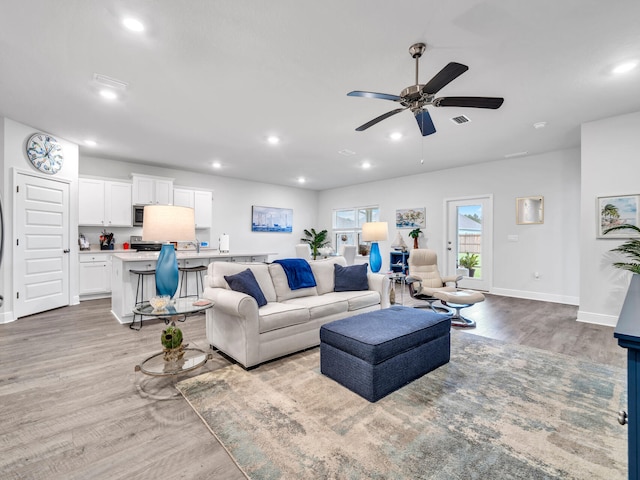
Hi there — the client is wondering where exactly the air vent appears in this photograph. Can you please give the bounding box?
[450,115,470,125]
[93,73,128,90]
[338,149,356,156]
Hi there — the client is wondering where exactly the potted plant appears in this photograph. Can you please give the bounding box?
[408,228,422,249]
[458,252,480,277]
[301,228,330,260]
[604,224,640,273]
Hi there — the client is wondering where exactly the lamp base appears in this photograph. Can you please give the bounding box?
[156,243,179,298]
[370,242,382,273]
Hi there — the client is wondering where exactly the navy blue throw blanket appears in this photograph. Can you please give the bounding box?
[273,259,317,290]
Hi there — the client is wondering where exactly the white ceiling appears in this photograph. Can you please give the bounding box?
[1,1,639,190]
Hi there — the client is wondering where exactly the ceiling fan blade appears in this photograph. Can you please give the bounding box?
[415,109,436,136]
[422,62,469,95]
[347,91,402,102]
[434,96,504,109]
[355,108,406,131]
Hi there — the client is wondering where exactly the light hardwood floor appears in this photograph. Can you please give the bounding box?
[0,293,625,479]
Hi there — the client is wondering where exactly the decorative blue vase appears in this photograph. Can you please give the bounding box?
[156,243,179,297]
[369,241,382,273]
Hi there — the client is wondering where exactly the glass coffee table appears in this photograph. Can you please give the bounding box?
[132,297,214,327]
[133,298,214,398]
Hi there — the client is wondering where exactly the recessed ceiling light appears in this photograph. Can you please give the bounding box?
[122,17,145,32]
[267,135,280,145]
[533,121,547,129]
[612,61,638,75]
[99,89,118,100]
[212,161,221,169]
[298,177,306,184]
[361,161,371,169]
[84,140,97,147]
[389,132,403,141]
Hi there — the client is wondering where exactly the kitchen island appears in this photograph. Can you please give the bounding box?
[111,250,275,325]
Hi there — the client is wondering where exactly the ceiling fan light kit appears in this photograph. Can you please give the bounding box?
[348,42,504,137]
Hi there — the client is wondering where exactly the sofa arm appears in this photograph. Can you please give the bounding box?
[368,273,391,309]
[204,287,259,319]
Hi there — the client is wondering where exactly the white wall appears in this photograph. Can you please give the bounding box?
[1,118,80,322]
[318,148,581,305]
[580,111,640,326]
[80,156,319,259]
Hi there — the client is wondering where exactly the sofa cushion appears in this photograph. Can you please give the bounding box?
[269,263,318,301]
[334,263,369,292]
[210,262,277,303]
[309,256,347,295]
[224,269,268,307]
[283,294,349,320]
[332,290,381,311]
[258,302,310,333]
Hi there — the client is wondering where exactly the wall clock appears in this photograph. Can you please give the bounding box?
[26,133,64,175]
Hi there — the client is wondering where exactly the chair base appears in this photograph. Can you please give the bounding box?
[413,302,452,315]
[442,302,477,328]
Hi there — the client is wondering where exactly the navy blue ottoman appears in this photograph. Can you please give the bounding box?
[320,306,451,402]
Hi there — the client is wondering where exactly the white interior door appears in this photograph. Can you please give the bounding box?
[14,173,70,318]
[445,195,493,291]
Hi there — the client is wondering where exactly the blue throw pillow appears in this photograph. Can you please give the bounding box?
[224,269,268,307]
[334,263,369,292]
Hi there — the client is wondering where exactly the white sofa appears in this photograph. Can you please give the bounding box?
[203,256,390,368]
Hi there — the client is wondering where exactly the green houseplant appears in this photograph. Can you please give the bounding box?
[408,228,422,249]
[301,228,330,260]
[458,252,480,277]
[604,224,640,273]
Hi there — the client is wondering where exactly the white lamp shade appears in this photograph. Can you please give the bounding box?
[362,221,388,242]
[142,205,196,242]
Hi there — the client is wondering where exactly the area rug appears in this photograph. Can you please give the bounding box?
[177,331,627,479]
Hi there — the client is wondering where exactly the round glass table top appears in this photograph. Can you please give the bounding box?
[132,297,213,316]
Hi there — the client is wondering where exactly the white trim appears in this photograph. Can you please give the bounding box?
[0,310,15,324]
[491,287,579,306]
[576,310,618,327]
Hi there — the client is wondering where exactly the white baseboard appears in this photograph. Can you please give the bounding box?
[0,310,15,324]
[490,288,579,306]
[576,310,618,327]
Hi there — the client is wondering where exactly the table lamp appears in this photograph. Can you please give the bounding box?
[142,205,196,298]
[362,221,388,273]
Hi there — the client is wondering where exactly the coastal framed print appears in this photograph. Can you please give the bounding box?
[597,194,640,238]
[251,206,293,233]
[395,208,426,229]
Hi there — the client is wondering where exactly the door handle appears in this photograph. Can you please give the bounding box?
[63,249,70,253]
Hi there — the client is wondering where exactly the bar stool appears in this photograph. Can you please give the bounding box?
[178,265,207,299]
[129,268,156,330]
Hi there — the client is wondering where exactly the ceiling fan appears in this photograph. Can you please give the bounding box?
[347,43,504,136]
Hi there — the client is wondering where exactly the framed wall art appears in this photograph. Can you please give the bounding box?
[516,196,544,225]
[597,194,640,238]
[251,205,293,233]
[395,208,426,229]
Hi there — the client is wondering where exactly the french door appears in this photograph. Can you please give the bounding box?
[13,172,70,318]
[445,195,493,291]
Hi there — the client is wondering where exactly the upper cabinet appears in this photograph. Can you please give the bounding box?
[132,174,174,205]
[79,178,132,226]
[173,187,213,228]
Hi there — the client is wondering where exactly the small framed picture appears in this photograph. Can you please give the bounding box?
[597,194,640,238]
[516,196,544,225]
[251,206,293,233]
[395,208,426,229]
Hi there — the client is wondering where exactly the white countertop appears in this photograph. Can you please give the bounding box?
[111,250,276,261]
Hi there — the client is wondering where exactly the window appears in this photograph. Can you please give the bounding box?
[333,206,379,251]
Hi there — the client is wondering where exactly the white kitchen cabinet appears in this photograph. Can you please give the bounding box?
[132,174,174,205]
[79,253,112,298]
[173,187,212,228]
[79,178,132,226]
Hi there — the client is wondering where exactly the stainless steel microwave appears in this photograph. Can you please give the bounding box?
[132,205,145,226]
